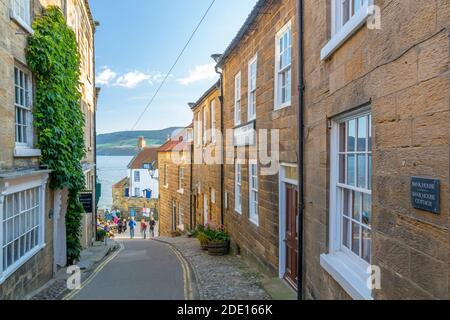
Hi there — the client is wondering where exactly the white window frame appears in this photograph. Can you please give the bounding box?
[0,173,49,285]
[320,107,373,300]
[196,112,202,146]
[210,99,216,144]
[203,105,208,145]
[234,161,242,214]
[248,161,259,226]
[321,0,374,60]
[163,164,168,188]
[247,54,258,121]
[13,65,40,158]
[10,0,33,34]
[234,72,241,126]
[274,21,292,110]
[134,170,140,183]
[178,167,184,193]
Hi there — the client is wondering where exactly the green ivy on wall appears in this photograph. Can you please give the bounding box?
[26,6,86,265]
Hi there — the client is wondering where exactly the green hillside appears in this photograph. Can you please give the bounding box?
[96,127,183,156]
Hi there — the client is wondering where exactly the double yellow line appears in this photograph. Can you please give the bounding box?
[167,244,194,300]
[62,242,124,300]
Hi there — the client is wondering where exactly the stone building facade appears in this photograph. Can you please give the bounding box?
[191,81,222,227]
[0,0,96,299]
[158,126,193,237]
[112,177,158,220]
[301,0,449,300]
[217,0,299,285]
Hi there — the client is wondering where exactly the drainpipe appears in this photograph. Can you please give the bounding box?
[190,142,194,230]
[296,0,305,300]
[212,54,224,226]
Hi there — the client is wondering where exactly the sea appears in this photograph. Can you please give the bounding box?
[96,156,133,210]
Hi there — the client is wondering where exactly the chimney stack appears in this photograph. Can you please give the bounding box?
[138,136,146,150]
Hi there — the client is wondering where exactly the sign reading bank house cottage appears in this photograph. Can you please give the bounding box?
[410,177,440,214]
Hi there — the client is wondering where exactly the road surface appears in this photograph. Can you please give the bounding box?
[71,240,186,300]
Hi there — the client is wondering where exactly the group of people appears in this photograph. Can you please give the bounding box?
[118,216,156,240]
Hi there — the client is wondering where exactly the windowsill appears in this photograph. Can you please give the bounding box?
[0,243,46,285]
[320,252,373,300]
[14,147,41,158]
[235,208,242,215]
[274,102,291,111]
[10,13,34,35]
[163,185,169,189]
[320,4,374,61]
[249,217,259,227]
[177,189,184,194]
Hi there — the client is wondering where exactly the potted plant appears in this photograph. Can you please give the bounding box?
[97,228,107,242]
[197,231,211,251]
[207,226,230,256]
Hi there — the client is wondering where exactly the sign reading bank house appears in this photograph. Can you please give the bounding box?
[411,177,440,214]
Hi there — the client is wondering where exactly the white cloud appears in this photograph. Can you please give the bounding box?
[177,63,217,86]
[114,71,168,88]
[96,67,117,86]
[96,67,168,89]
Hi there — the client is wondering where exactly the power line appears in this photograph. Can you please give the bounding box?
[130,0,217,131]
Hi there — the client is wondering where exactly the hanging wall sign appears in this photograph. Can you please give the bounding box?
[411,177,440,214]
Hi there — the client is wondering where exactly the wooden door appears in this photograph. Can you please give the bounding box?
[285,184,298,289]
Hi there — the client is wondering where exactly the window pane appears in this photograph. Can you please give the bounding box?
[352,222,360,256]
[368,154,372,190]
[362,227,371,263]
[347,154,355,186]
[339,155,345,184]
[357,154,366,188]
[357,116,367,152]
[347,119,356,152]
[343,0,351,24]
[362,194,372,227]
[353,191,362,222]
[343,216,350,249]
[339,122,346,152]
[368,115,372,151]
[343,189,351,217]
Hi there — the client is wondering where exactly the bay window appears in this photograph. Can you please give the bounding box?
[0,174,48,284]
[275,21,292,110]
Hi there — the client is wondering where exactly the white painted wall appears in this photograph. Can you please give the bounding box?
[129,169,159,199]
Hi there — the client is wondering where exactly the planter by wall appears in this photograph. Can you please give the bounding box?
[207,241,230,256]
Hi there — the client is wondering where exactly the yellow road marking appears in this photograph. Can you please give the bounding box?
[166,243,193,300]
[63,241,124,300]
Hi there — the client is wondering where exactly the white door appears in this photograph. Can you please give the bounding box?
[204,195,209,224]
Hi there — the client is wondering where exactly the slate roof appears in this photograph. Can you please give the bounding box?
[128,147,159,169]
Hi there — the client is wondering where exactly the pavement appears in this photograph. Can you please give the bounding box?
[28,240,119,300]
[157,236,271,300]
[70,240,186,300]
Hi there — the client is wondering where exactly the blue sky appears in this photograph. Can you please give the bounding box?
[90,0,258,134]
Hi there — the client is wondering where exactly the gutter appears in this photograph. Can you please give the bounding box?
[296,0,305,300]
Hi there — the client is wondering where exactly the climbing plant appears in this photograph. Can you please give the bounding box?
[26,6,86,264]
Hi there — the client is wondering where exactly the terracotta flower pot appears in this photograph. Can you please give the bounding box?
[207,241,230,256]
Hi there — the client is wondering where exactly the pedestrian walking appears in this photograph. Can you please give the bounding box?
[141,219,148,239]
[149,217,156,238]
[128,217,136,239]
[117,219,123,234]
[122,219,127,233]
